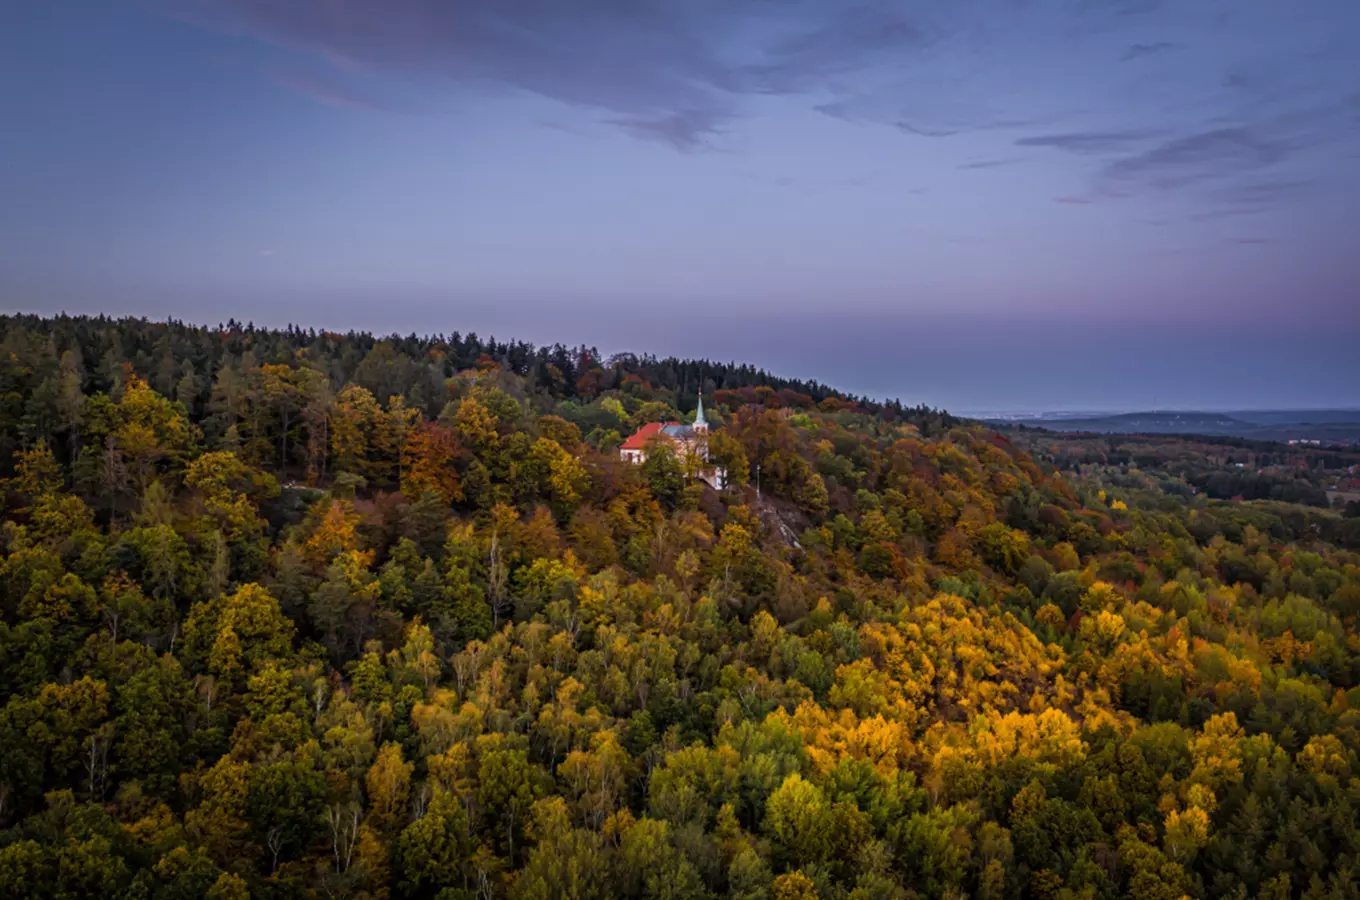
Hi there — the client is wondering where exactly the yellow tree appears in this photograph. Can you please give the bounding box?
[366,742,414,834]
[11,440,62,507]
[530,436,588,509]
[105,375,199,490]
[330,384,381,477]
[305,499,364,568]
[453,395,499,458]
[373,395,420,483]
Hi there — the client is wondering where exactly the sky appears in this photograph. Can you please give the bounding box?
[1,0,1358,413]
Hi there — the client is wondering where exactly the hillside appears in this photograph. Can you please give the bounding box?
[0,315,1358,900]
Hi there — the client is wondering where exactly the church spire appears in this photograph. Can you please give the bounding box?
[694,392,708,431]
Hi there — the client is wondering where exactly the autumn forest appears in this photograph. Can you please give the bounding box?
[1,314,1358,900]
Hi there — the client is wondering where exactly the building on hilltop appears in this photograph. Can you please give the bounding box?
[619,393,726,489]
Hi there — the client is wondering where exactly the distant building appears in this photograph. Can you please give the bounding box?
[620,394,726,489]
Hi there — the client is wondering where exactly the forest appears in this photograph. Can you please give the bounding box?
[1,314,1358,900]
[1005,432,1360,513]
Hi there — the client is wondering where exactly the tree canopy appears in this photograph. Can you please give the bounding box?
[0,314,1357,900]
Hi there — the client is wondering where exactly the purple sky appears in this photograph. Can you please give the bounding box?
[2,0,1358,412]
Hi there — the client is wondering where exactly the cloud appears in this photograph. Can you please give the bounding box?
[188,0,926,148]
[1217,179,1312,205]
[1187,206,1270,222]
[741,169,886,190]
[1121,42,1178,62]
[1080,93,1355,208]
[738,6,927,93]
[177,0,1360,163]
[1230,237,1270,244]
[897,122,963,138]
[958,157,1025,170]
[537,119,596,138]
[184,0,1154,147]
[266,68,390,112]
[1100,127,1290,192]
[1193,179,1313,217]
[186,0,731,146]
[1098,0,1165,17]
[1053,196,1097,205]
[817,89,1061,140]
[606,110,726,151]
[1016,130,1160,154]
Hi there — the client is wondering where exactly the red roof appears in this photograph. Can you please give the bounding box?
[621,421,680,450]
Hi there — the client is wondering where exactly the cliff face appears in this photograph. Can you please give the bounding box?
[753,492,806,549]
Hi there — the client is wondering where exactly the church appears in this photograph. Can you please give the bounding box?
[619,394,727,490]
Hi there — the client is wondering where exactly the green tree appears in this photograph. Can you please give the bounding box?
[394,789,473,898]
[641,441,686,507]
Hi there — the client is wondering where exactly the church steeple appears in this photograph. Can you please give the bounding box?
[693,392,708,432]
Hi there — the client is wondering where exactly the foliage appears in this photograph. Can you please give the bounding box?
[0,315,1358,900]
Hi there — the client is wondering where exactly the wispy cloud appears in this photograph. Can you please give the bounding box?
[1017,130,1160,154]
[1122,42,1178,62]
[1100,127,1290,192]
[738,6,927,93]
[606,110,726,152]
[1077,98,1352,209]
[1178,179,1315,219]
[897,121,963,138]
[266,68,390,112]
[178,0,1360,175]
[958,157,1026,170]
[537,119,597,138]
[188,0,925,148]
[1187,206,1271,222]
[1214,179,1313,206]
[740,169,886,190]
[176,0,1149,146]
[1096,0,1166,18]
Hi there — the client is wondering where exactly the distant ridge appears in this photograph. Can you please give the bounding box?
[986,409,1360,444]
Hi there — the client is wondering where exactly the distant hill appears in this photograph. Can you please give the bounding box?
[987,409,1360,444]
